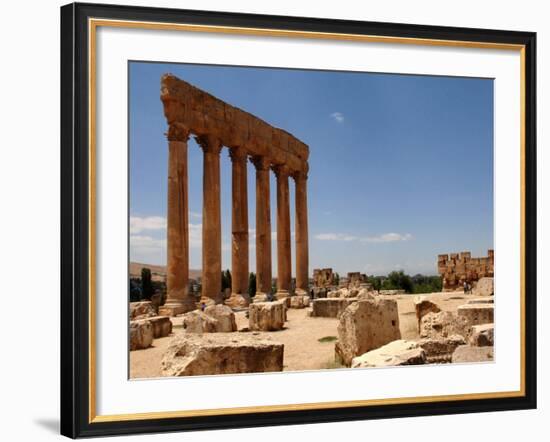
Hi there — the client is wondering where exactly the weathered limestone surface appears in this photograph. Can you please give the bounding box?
[252,293,270,303]
[467,297,495,304]
[249,302,286,331]
[351,340,426,368]
[414,296,441,332]
[294,171,309,295]
[204,305,237,332]
[469,323,494,347]
[130,319,154,351]
[225,293,251,309]
[274,165,292,297]
[438,249,494,291]
[182,311,219,333]
[289,294,310,309]
[147,316,173,338]
[313,268,334,288]
[129,301,156,320]
[418,335,466,363]
[452,345,494,363]
[311,298,357,318]
[473,277,494,297]
[457,304,494,326]
[378,289,405,296]
[335,299,401,366]
[161,334,284,376]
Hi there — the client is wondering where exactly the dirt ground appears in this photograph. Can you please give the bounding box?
[130,290,479,379]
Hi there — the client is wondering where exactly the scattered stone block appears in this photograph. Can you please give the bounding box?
[147,316,173,338]
[351,340,426,368]
[129,301,156,320]
[204,304,237,332]
[225,293,251,308]
[289,294,310,309]
[335,298,401,366]
[249,301,286,331]
[161,334,284,376]
[469,323,494,347]
[467,298,494,304]
[473,277,494,296]
[457,304,494,327]
[253,293,270,303]
[182,310,219,333]
[414,296,441,332]
[452,345,494,363]
[311,298,357,318]
[417,335,465,363]
[129,319,154,350]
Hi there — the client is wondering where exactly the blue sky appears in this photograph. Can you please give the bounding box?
[129,61,493,276]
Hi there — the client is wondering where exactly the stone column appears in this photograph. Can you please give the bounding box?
[252,156,272,296]
[273,164,291,298]
[227,147,250,307]
[196,135,223,304]
[162,123,195,316]
[293,170,309,295]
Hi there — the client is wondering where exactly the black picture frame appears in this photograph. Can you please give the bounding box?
[60,2,537,438]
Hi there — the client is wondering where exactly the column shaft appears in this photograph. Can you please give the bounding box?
[163,124,195,315]
[294,171,309,295]
[229,147,250,303]
[253,157,272,295]
[274,165,291,296]
[197,135,223,304]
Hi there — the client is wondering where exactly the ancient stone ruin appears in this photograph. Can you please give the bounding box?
[160,74,310,314]
[313,268,334,288]
[438,249,494,291]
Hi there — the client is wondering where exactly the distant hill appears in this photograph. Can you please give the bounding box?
[129,262,201,281]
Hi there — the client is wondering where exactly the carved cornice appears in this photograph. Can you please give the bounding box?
[195,135,223,155]
[166,123,190,142]
[272,164,291,178]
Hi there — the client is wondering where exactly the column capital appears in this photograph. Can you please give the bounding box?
[272,164,291,178]
[228,146,248,163]
[195,134,223,155]
[251,155,271,171]
[166,123,190,142]
[292,170,308,182]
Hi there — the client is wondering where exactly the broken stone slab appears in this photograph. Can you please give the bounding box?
[417,335,465,363]
[311,298,357,318]
[335,298,401,366]
[289,294,310,309]
[204,304,237,332]
[457,304,494,327]
[472,277,494,296]
[182,310,219,333]
[351,340,426,368]
[129,319,154,350]
[467,298,495,304]
[452,345,494,363]
[161,334,284,376]
[469,323,494,347]
[147,316,173,338]
[248,301,286,331]
[414,296,441,332]
[129,301,157,320]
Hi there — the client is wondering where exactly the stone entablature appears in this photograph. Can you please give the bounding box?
[160,74,310,314]
[161,74,309,174]
[438,249,494,291]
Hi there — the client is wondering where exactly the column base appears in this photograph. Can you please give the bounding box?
[225,293,251,308]
[158,299,196,317]
[294,288,308,296]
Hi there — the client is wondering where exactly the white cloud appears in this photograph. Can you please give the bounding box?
[130,216,166,234]
[330,112,345,123]
[190,211,202,219]
[361,233,413,243]
[315,232,412,243]
[315,233,357,241]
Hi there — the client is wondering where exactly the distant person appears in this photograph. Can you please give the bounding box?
[463,281,468,294]
[200,302,206,312]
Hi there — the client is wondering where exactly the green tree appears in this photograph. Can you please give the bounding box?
[221,269,232,292]
[140,268,153,300]
[248,272,257,298]
[334,272,340,286]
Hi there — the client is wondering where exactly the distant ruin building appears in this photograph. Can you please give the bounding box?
[438,250,494,291]
[313,268,334,288]
[347,272,368,288]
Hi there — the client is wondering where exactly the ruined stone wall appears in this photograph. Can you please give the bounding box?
[347,272,368,288]
[438,250,494,291]
[313,268,334,288]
